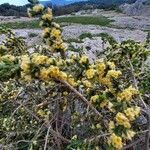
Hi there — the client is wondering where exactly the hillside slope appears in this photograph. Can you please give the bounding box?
[120,0,150,16]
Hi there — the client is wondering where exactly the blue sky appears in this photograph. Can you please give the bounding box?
[0,0,55,6]
[0,0,75,6]
[0,0,29,5]
[0,0,76,6]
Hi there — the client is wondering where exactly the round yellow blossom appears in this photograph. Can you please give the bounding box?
[96,62,106,76]
[115,112,131,128]
[125,130,136,140]
[42,13,53,21]
[117,86,138,102]
[32,4,44,13]
[48,66,60,78]
[90,95,99,103]
[106,70,122,79]
[99,77,112,87]
[40,68,50,80]
[1,55,15,62]
[100,100,108,108]
[24,75,32,82]
[85,68,95,79]
[43,27,51,37]
[108,121,115,132]
[52,22,60,29]
[79,55,88,64]
[109,133,123,150]
[107,61,116,69]
[67,77,77,87]
[124,107,140,121]
[51,28,61,38]
[59,71,68,80]
[32,54,49,65]
[96,124,101,129]
[20,55,30,72]
[82,80,92,88]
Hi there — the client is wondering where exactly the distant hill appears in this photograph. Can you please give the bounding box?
[40,0,136,7]
[39,0,87,6]
[120,0,150,16]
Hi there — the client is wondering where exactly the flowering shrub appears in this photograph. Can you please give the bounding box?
[0,0,149,150]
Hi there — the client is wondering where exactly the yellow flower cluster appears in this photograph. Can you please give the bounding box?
[117,86,138,102]
[39,65,77,86]
[0,45,8,52]
[109,133,123,149]
[51,28,61,38]
[126,130,136,140]
[108,121,115,132]
[32,4,44,13]
[79,55,89,64]
[42,13,52,21]
[107,61,116,69]
[124,107,140,121]
[90,95,99,103]
[106,70,122,79]
[20,55,30,73]
[32,53,50,65]
[27,4,44,18]
[85,68,95,79]
[115,112,131,128]
[82,80,92,88]
[0,55,15,62]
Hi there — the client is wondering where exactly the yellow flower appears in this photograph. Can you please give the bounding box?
[42,13,53,21]
[124,107,140,121]
[32,54,49,65]
[40,68,50,80]
[20,55,30,72]
[108,121,115,132]
[82,80,92,88]
[107,61,116,69]
[32,4,44,13]
[115,112,131,128]
[79,55,88,64]
[24,75,32,82]
[37,109,46,117]
[117,86,138,102]
[106,70,122,79]
[90,95,99,103]
[51,28,61,38]
[59,71,67,80]
[85,68,95,79]
[1,55,15,62]
[43,27,51,37]
[48,66,60,78]
[99,77,112,87]
[53,22,60,29]
[67,77,77,87]
[96,62,106,76]
[126,130,136,140]
[109,133,123,149]
[60,42,68,51]
[100,100,108,108]
[96,124,101,129]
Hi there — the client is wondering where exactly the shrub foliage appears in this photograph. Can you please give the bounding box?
[0,0,150,149]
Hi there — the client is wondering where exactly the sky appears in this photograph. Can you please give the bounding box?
[0,0,75,6]
[0,0,29,5]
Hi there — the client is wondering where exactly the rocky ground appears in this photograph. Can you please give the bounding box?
[0,10,149,58]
